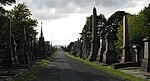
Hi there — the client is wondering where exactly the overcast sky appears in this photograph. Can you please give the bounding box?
[5,0,150,45]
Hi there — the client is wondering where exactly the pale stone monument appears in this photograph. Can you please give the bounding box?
[140,37,150,72]
[121,15,131,62]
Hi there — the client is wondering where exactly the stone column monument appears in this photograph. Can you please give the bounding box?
[121,15,131,62]
[18,25,30,64]
[97,28,107,62]
[2,16,15,67]
[89,7,100,61]
[140,37,150,72]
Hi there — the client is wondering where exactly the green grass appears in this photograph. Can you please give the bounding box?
[65,53,147,81]
[13,56,54,81]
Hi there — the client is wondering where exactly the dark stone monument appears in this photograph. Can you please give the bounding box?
[89,7,99,61]
[97,28,107,62]
[76,39,82,58]
[140,37,150,72]
[38,22,46,59]
[1,17,15,67]
[103,30,118,64]
[12,37,19,65]
[82,36,88,59]
[18,25,30,64]
[121,15,131,62]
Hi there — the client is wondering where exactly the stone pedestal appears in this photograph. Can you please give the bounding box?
[103,31,118,64]
[2,47,15,67]
[140,37,150,72]
[18,43,30,64]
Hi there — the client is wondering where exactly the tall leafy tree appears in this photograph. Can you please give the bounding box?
[116,4,150,53]
[11,3,38,44]
[0,0,16,44]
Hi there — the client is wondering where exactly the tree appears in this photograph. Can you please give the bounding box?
[10,3,38,44]
[128,13,150,44]
[0,0,16,44]
[0,0,15,5]
[116,5,150,53]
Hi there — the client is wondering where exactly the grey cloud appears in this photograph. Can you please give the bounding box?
[26,0,139,20]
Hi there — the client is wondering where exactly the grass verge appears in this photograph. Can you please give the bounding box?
[65,52,147,81]
[13,56,53,81]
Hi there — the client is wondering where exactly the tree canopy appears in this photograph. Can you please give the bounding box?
[0,0,15,5]
[116,4,150,52]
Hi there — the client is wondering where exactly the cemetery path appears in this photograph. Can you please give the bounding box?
[30,50,124,81]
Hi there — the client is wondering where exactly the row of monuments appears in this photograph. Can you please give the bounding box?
[67,7,150,72]
[0,20,53,68]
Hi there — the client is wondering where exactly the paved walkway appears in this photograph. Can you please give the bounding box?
[30,50,124,81]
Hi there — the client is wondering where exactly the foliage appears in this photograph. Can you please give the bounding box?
[140,4,150,24]
[107,11,126,25]
[66,42,74,52]
[128,13,150,44]
[0,0,15,5]
[10,3,38,44]
[116,4,150,52]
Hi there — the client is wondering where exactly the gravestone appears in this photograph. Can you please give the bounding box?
[121,15,131,62]
[97,28,107,62]
[130,44,141,63]
[140,37,150,72]
[103,30,118,64]
[1,18,15,67]
[89,7,100,61]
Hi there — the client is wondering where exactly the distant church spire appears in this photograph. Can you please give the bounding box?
[40,22,43,37]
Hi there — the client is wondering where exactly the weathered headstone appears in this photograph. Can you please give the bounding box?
[140,37,150,72]
[130,44,141,63]
[103,30,118,64]
[89,7,99,61]
[1,18,15,67]
[121,15,131,62]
